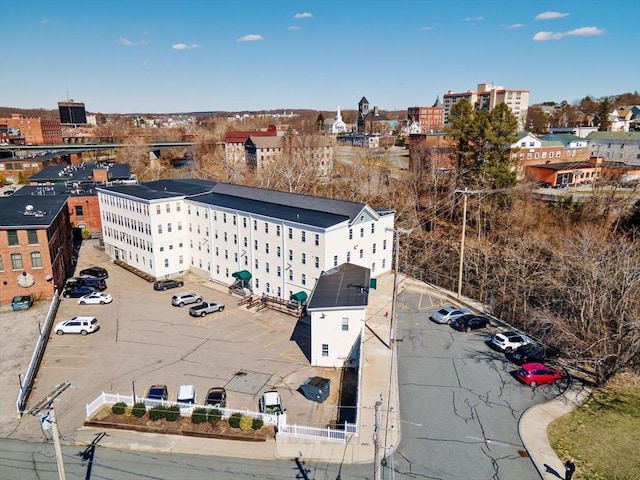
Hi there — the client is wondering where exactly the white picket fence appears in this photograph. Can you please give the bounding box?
[86,392,357,443]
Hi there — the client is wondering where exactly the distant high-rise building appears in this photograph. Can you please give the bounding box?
[58,101,87,125]
[443,83,529,128]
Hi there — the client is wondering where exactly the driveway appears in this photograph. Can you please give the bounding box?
[390,285,563,480]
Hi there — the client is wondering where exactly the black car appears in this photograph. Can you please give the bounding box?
[153,279,184,291]
[67,277,107,291]
[205,387,227,409]
[509,343,550,365]
[63,286,97,298]
[144,384,169,407]
[450,314,491,332]
[79,266,109,279]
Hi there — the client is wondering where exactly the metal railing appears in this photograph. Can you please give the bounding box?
[16,290,61,414]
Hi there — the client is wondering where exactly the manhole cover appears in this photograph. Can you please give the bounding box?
[226,370,272,395]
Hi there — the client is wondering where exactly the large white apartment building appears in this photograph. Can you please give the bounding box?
[443,82,529,128]
[96,179,395,299]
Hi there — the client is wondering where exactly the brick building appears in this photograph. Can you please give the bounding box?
[0,114,63,145]
[0,195,74,304]
[407,97,444,133]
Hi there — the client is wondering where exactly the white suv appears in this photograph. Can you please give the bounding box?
[54,316,100,335]
[491,331,532,353]
[171,293,203,307]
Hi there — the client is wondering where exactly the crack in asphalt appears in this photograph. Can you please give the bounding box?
[390,451,457,480]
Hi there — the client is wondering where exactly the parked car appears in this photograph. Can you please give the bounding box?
[153,279,184,291]
[11,294,34,311]
[508,343,549,365]
[171,293,203,307]
[144,384,169,407]
[429,306,472,324]
[189,301,225,317]
[205,387,227,409]
[176,384,197,414]
[491,331,532,353]
[516,362,564,387]
[54,316,99,335]
[79,266,109,279]
[63,286,98,298]
[67,277,107,291]
[450,314,491,332]
[77,292,113,305]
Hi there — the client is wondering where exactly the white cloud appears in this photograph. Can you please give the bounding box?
[533,26,605,41]
[535,11,569,20]
[420,26,434,31]
[237,34,263,42]
[120,37,148,47]
[288,26,300,31]
[41,19,49,24]
[502,23,524,29]
[294,12,313,19]
[464,16,484,21]
[172,43,199,50]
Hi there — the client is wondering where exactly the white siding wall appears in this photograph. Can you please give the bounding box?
[310,309,365,367]
[99,190,394,294]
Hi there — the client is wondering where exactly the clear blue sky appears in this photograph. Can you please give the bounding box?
[1,0,638,114]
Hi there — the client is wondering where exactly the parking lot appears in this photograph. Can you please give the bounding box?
[393,286,565,480]
[2,239,344,440]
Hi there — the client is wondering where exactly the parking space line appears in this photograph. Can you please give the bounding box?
[279,347,307,363]
[221,323,262,338]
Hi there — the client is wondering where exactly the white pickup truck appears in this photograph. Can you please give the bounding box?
[188,301,225,317]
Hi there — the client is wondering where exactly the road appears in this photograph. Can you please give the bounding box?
[0,437,373,480]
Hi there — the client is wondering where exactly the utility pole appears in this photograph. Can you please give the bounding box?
[50,408,67,480]
[457,189,469,298]
[386,227,412,346]
[373,400,382,480]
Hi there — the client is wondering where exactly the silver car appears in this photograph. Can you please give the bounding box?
[429,306,472,324]
[171,293,203,307]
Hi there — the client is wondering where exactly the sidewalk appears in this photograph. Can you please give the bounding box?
[520,385,591,479]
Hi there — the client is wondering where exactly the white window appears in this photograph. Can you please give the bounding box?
[322,344,329,357]
[342,318,349,331]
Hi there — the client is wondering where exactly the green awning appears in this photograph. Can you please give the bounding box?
[232,270,252,281]
[290,291,308,302]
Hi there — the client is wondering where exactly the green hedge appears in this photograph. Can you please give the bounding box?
[165,405,180,422]
[191,408,207,424]
[252,418,264,430]
[228,412,242,429]
[207,408,222,423]
[131,402,147,418]
[111,402,127,415]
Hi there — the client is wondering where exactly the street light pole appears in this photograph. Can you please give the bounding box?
[457,189,469,298]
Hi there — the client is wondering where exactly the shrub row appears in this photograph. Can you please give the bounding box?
[109,403,263,429]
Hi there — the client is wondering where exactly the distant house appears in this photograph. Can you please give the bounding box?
[306,263,370,367]
[244,135,334,176]
[224,125,278,166]
[587,131,640,166]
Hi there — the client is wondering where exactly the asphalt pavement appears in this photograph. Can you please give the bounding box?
[0,239,588,479]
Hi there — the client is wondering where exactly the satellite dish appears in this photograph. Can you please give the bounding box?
[17,272,35,288]
[26,205,34,212]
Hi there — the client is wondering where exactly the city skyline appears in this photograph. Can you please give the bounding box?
[1,0,639,114]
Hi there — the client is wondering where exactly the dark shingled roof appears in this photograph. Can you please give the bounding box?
[0,195,68,229]
[98,179,374,225]
[306,263,371,310]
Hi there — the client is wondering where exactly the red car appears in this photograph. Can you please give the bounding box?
[516,362,564,387]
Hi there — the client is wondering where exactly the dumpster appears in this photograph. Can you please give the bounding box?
[12,294,34,311]
[300,376,330,403]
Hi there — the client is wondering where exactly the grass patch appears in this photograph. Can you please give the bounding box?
[548,374,640,480]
